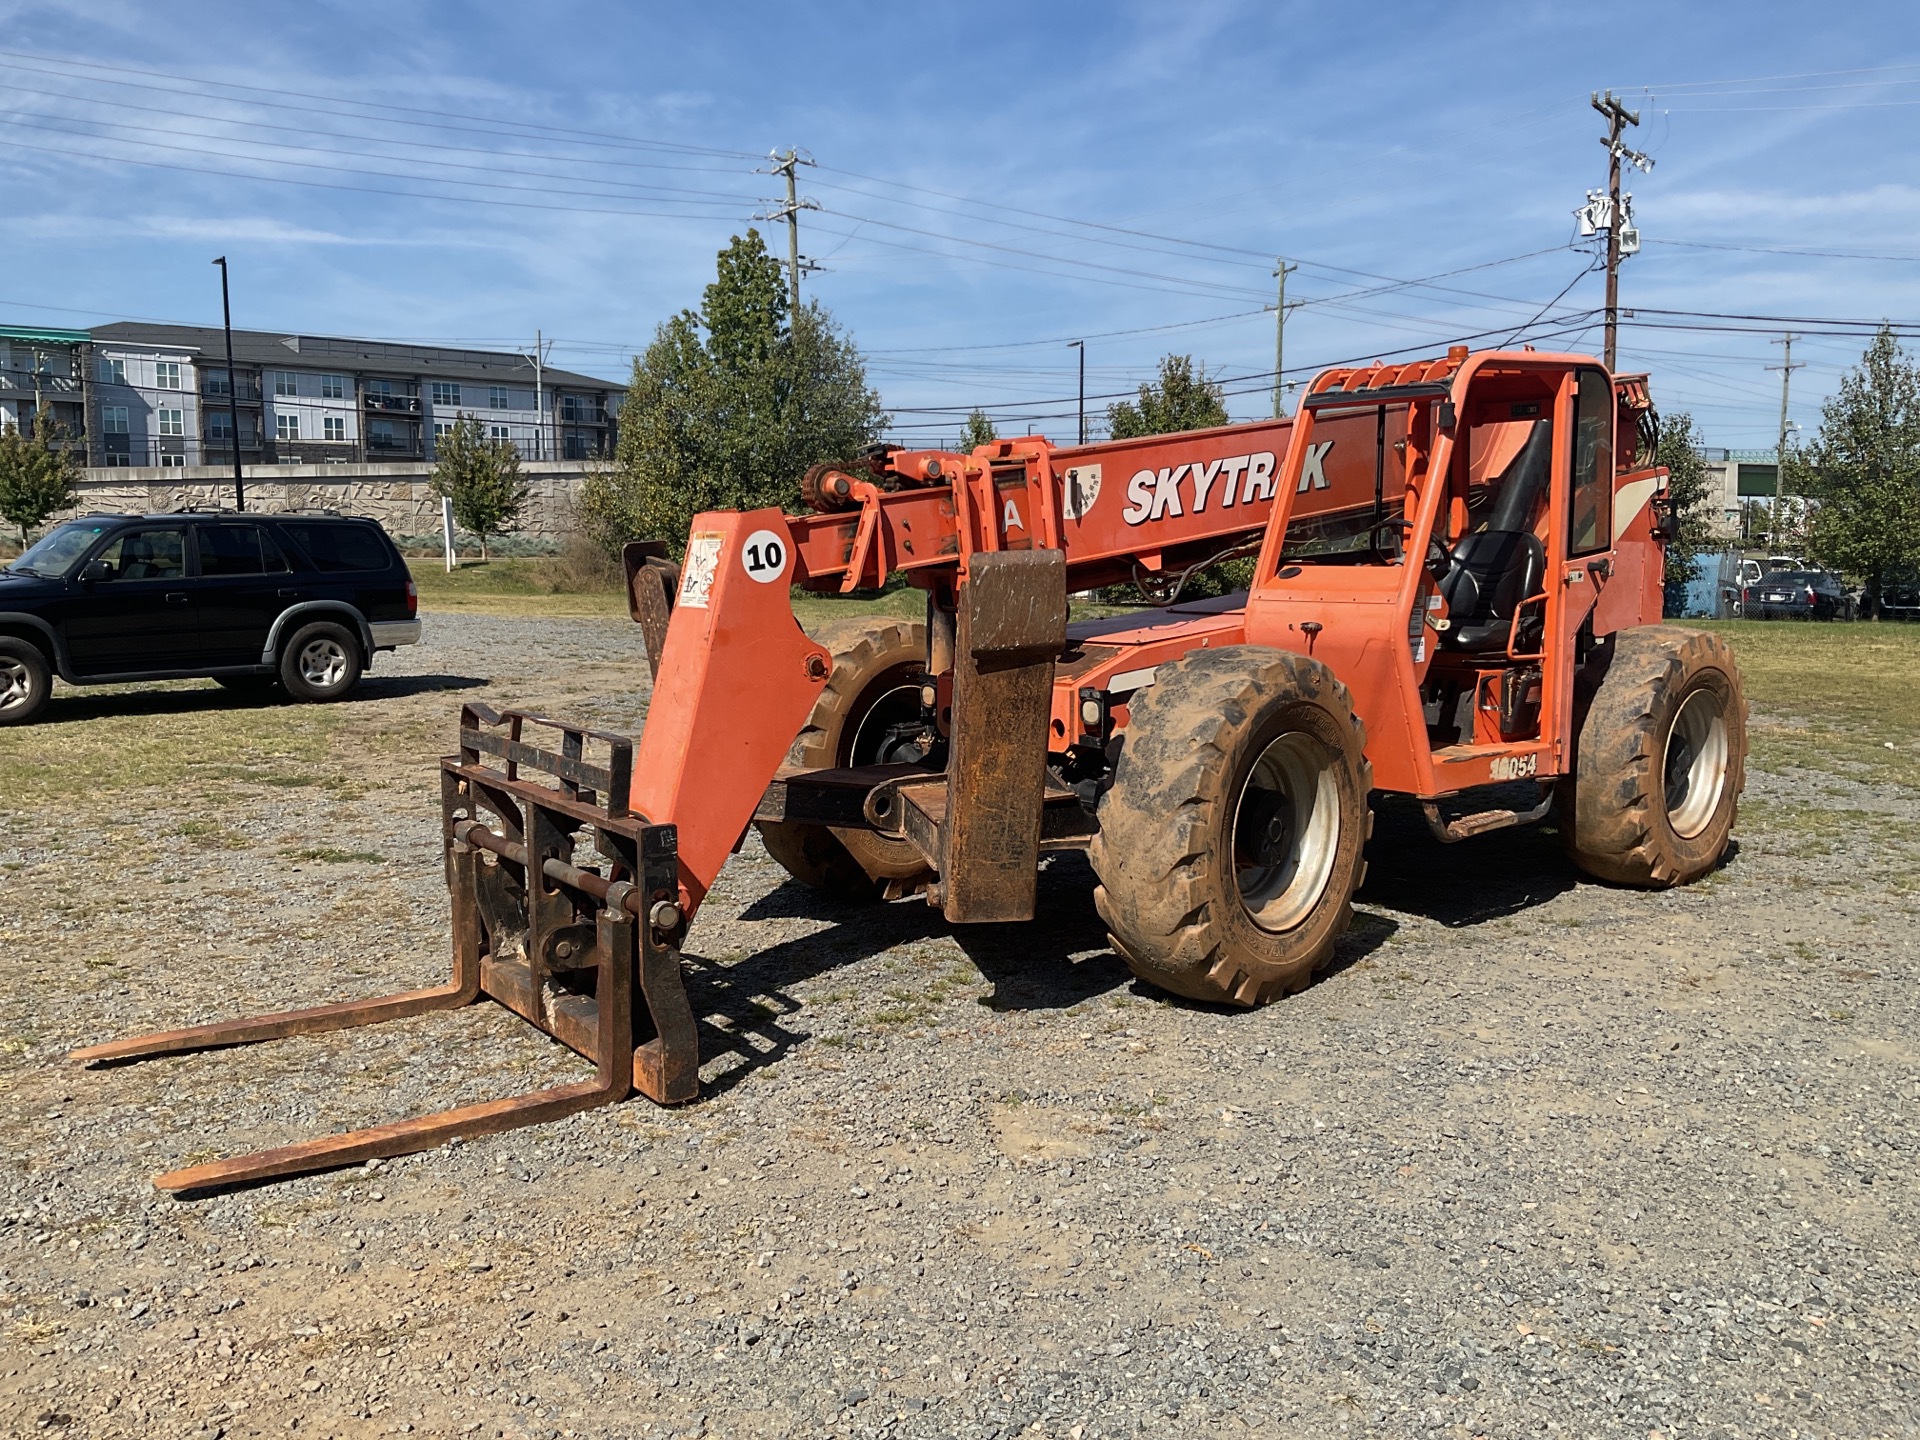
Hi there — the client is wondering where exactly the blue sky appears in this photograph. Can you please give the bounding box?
[2,1,1916,449]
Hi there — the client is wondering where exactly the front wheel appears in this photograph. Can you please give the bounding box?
[1559,625,1747,887]
[757,619,936,899]
[0,639,52,727]
[1090,646,1372,1007]
[278,621,363,703]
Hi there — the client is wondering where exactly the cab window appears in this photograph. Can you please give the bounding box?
[1568,370,1613,555]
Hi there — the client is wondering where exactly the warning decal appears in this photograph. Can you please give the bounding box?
[678,532,724,609]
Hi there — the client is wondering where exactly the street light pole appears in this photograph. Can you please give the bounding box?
[1067,340,1085,445]
[212,257,245,511]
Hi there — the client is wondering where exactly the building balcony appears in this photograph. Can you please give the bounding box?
[203,381,263,404]
[363,393,422,414]
[0,371,80,395]
[365,435,423,457]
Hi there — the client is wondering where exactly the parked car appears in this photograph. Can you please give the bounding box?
[1743,569,1854,621]
[0,511,420,726]
[1881,582,1920,621]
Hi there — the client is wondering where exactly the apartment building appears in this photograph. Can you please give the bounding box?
[1,322,620,469]
[0,326,90,453]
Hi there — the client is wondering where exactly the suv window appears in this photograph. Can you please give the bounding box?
[199,523,289,577]
[93,528,187,581]
[278,522,392,573]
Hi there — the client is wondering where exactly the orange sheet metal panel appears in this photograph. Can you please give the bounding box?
[629,509,831,914]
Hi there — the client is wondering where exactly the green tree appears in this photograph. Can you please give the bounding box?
[1790,326,1920,616]
[0,406,81,547]
[958,408,998,452]
[1653,410,1716,585]
[579,229,887,557]
[1106,354,1229,440]
[430,413,528,561]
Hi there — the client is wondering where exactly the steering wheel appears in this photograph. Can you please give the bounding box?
[1364,517,1453,576]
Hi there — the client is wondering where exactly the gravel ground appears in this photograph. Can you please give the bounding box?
[2,610,1917,1440]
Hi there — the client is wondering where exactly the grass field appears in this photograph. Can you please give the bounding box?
[410,557,934,628]
[1701,618,1920,789]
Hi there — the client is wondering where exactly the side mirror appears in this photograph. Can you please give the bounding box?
[80,560,112,582]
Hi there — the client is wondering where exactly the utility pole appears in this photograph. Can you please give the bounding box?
[1269,260,1297,418]
[1067,340,1086,445]
[759,149,820,309]
[521,331,552,460]
[1768,333,1805,546]
[212,256,245,511]
[1591,91,1651,372]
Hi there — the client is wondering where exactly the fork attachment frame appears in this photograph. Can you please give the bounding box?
[70,705,699,1193]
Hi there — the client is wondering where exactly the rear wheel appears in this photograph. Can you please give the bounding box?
[1559,625,1746,887]
[1090,646,1372,1007]
[0,639,51,727]
[757,620,936,899]
[278,621,363,703]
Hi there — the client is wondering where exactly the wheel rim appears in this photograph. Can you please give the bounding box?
[1231,731,1342,933]
[298,638,349,689]
[0,656,31,714]
[846,680,927,766]
[1664,686,1729,840]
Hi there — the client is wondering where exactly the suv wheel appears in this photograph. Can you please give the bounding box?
[0,639,51,727]
[278,621,363,702]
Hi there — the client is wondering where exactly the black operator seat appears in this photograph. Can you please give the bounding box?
[1439,419,1552,653]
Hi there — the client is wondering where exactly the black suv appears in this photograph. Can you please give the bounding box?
[0,511,420,725]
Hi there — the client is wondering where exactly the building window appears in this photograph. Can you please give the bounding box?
[432,421,452,440]
[489,385,510,409]
[322,373,345,399]
[564,432,590,459]
[101,358,127,385]
[324,415,346,441]
[277,413,300,441]
[365,378,392,398]
[431,381,460,406]
[205,368,231,396]
[155,361,181,390]
[159,453,186,469]
[207,412,234,441]
[157,408,184,437]
[561,396,580,421]
[103,406,130,434]
[274,372,297,397]
[490,425,511,442]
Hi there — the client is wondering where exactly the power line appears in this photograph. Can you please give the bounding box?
[0,130,753,222]
[0,75,754,175]
[1649,237,1920,263]
[0,49,760,158]
[1613,62,1920,92]
[0,110,760,204]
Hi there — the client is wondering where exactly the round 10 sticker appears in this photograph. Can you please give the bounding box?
[741,529,787,583]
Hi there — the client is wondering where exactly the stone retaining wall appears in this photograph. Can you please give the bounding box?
[65,461,599,539]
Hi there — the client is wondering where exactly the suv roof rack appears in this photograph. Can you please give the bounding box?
[169,504,240,514]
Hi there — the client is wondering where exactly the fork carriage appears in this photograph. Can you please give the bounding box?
[71,705,699,1193]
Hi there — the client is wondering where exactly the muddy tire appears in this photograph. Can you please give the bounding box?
[1559,624,1746,887]
[757,619,935,899]
[1089,646,1372,1007]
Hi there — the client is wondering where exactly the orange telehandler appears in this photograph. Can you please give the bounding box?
[78,346,1746,1191]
